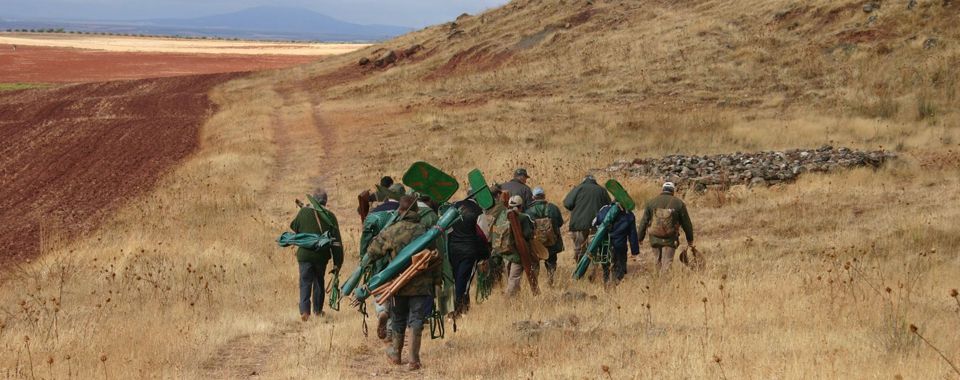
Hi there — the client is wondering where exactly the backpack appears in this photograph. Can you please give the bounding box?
[489,211,515,254]
[650,199,679,238]
[533,217,557,246]
[529,203,558,247]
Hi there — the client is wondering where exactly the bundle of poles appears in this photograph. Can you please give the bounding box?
[370,249,440,304]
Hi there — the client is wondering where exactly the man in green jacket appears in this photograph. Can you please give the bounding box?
[289,189,344,321]
[637,182,695,272]
[366,195,440,371]
[493,195,536,297]
[563,174,611,263]
[525,187,564,283]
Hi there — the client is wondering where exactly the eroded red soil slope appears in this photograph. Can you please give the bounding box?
[0,73,239,263]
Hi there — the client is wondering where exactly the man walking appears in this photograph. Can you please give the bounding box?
[491,195,536,297]
[638,182,695,272]
[524,187,564,283]
[366,195,440,370]
[563,174,611,263]
[500,168,534,208]
[447,187,490,315]
[288,189,343,321]
[593,202,639,284]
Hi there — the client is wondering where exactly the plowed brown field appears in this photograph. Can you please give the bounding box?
[0,44,318,83]
[0,73,240,264]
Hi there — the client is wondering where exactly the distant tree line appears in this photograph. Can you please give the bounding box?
[2,28,344,44]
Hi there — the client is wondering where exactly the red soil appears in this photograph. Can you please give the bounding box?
[0,44,317,83]
[0,73,240,264]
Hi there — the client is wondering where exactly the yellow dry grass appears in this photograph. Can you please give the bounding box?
[3,0,960,379]
[0,33,368,55]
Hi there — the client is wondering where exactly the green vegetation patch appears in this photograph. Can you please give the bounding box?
[0,83,52,92]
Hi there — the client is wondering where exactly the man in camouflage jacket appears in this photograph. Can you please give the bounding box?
[366,195,440,370]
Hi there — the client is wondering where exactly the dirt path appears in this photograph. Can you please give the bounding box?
[200,75,348,379]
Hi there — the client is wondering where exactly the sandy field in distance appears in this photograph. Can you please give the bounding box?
[0,33,368,55]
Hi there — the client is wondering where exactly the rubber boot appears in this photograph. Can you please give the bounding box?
[377,312,389,340]
[386,329,403,365]
[407,327,424,371]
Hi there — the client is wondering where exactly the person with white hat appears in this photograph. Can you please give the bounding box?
[637,182,695,272]
[489,195,537,296]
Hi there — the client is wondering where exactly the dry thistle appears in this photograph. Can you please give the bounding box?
[909,323,960,376]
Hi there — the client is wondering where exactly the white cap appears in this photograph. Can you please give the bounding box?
[508,195,524,208]
[532,186,545,196]
[663,182,676,192]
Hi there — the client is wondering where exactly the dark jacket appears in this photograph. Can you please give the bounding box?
[638,193,694,248]
[290,206,344,268]
[500,179,533,209]
[524,199,565,253]
[371,200,399,213]
[448,199,490,260]
[563,178,611,231]
[366,211,441,296]
[594,204,639,255]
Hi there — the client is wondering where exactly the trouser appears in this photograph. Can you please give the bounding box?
[652,246,677,272]
[298,261,327,315]
[544,248,559,275]
[602,245,628,283]
[450,254,478,313]
[489,255,504,286]
[390,295,433,332]
[571,229,592,263]
[505,261,539,296]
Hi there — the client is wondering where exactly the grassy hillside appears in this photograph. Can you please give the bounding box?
[1,0,959,379]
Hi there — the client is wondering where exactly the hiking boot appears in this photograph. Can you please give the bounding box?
[386,329,403,365]
[408,327,424,370]
[377,312,389,340]
[300,313,309,322]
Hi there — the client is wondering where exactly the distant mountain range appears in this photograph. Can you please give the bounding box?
[0,6,412,41]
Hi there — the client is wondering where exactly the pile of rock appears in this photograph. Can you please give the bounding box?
[606,146,896,190]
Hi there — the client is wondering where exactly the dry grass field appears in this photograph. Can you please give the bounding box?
[2,0,960,379]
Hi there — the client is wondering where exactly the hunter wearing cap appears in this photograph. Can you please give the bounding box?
[524,186,564,283]
[637,182,695,272]
[288,189,343,321]
[500,168,534,210]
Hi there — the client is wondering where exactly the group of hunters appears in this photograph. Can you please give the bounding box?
[283,168,695,370]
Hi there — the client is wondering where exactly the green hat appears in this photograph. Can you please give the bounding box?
[378,183,405,200]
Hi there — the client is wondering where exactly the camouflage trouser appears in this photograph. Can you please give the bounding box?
[571,230,593,263]
[652,246,676,272]
[488,255,505,286]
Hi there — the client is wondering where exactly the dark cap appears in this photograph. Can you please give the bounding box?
[379,176,394,188]
[514,168,530,178]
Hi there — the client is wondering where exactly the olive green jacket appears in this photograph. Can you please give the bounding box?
[638,193,694,248]
[290,206,344,268]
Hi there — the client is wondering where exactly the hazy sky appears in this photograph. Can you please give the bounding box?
[2,0,510,27]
